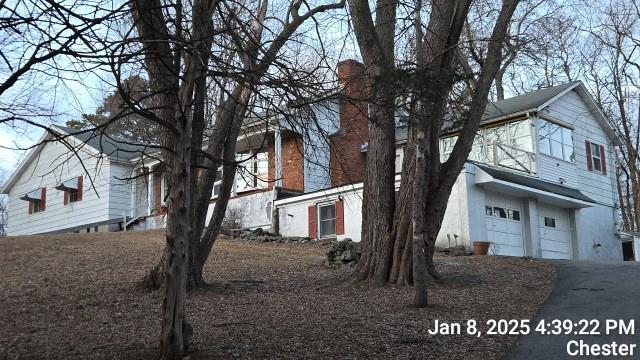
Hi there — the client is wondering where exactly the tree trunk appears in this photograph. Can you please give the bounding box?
[354,102,397,286]
[192,117,243,285]
[412,127,428,307]
[160,121,193,359]
[347,0,398,286]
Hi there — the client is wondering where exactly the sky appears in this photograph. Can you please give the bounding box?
[0,80,102,185]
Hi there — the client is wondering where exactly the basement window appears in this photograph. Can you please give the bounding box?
[544,217,556,228]
[318,203,336,238]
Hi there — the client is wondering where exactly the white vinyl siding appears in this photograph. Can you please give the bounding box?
[539,90,616,205]
[6,139,113,235]
[108,162,136,219]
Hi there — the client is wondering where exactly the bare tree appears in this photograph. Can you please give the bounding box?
[346,0,399,286]
[581,0,640,232]
[128,0,345,356]
[348,0,519,305]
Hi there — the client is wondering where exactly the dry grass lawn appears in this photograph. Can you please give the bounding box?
[0,230,555,359]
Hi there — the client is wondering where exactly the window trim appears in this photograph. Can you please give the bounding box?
[538,118,574,162]
[544,217,556,228]
[440,118,536,170]
[586,140,607,175]
[68,189,79,203]
[234,151,269,193]
[31,199,44,213]
[317,203,337,238]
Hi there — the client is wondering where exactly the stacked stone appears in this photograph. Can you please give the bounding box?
[324,238,361,267]
[228,228,310,244]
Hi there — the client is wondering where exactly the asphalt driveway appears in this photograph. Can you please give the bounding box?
[508,261,640,359]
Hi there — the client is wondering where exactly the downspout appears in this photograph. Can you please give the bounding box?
[272,126,282,234]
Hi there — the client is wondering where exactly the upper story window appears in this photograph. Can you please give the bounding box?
[538,119,574,162]
[57,176,83,204]
[586,140,607,175]
[21,187,46,214]
[235,151,269,193]
[440,119,535,173]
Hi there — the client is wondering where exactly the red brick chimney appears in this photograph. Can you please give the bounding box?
[330,59,369,186]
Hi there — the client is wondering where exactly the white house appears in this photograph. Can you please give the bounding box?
[0,126,165,235]
[1,60,625,262]
[272,79,623,262]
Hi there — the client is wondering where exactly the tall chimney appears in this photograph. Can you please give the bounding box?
[330,59,368,187]
[337,59,366,99]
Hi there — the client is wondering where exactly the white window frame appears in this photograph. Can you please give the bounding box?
[161,174,170,204]
[589,141,604,173]
[234,151,269,193]
[544,216,556,228]
[212,169,222,198]
[538,119,574,162]
[318,203,336,238]
[440,119,535,171]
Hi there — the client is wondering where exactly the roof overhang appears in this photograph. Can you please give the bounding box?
[475,165,595,209]
[19,188,42,201]
[54,177,79,192]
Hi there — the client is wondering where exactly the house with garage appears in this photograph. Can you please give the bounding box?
[261,60,624,262]
[1,60,624,262]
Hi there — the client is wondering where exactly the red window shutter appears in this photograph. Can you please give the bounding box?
[64,190,69,205]
[77,176,83,201]
[41,187,46,211]
[335,199,345,235]
[28,201,33,214]
[308,205,317,239]
[585,140,593,171]
[600,145,607,175]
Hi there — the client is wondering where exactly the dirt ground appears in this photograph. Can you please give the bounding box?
[0,230,555,359]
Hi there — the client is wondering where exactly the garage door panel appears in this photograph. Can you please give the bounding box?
[507,222,522,235]
[539,204,571,260]
[541,250,570,260]
[485,191,524,257]
[541,239,570,253]
[492,231,509,247]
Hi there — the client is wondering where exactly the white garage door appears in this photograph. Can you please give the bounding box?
[485,192,524,257]
[539,204,572,259]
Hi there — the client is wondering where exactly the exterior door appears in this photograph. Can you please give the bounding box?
[539,204,572,259]
[485,192,525,256]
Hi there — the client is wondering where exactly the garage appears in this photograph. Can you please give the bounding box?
[539,203,572,259]
[485,192,525,257]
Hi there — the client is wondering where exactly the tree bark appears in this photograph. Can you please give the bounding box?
[347,0,398,286]
[160,122,193,359]
[412,126,428,307]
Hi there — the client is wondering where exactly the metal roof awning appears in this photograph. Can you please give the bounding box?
[20,188,42,202]
[55,178,79,192]
[473,163,595,209]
